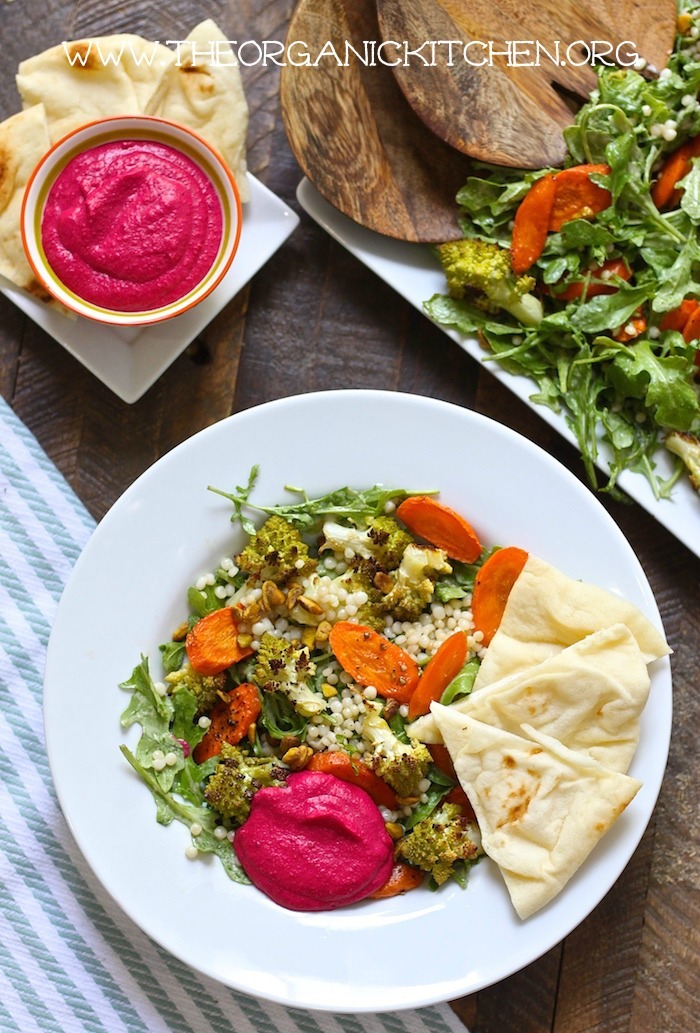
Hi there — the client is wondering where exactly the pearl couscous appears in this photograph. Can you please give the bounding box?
[120,477,491,905]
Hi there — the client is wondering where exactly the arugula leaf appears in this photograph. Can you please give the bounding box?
[120,746,250,883]
[680,160,700,221]
[434,550,495,602]
[259,689,308,739]
[403,782,451,830]
[605,339,700,430]
[440,658,481,706]
[120,656,251,882]
[120,655,173,728]
[210,471,438,533]
[159,639,186,674]
[570,286,652,334]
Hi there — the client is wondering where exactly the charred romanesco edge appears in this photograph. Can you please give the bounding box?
[320,514,416,572]
[397,802,482,886]
[165,664,226,714]
[254,632,325,716]
[235,514,317,584]
[203,743,288,825]
[379,543,453,622]
[362,707,433,798]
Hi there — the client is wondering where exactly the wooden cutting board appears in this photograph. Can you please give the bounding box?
[280,0,473,242]
[376,0,678,167]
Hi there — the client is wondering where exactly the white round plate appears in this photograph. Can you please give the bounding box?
[44,390,671,1012]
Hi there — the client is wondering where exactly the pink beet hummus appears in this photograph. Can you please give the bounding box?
[41,139,223,312]
[234,771,394,911]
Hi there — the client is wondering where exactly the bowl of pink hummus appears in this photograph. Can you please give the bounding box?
[21,115,242,326]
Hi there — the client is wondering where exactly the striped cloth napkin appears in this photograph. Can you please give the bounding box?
[0,395,470,1033]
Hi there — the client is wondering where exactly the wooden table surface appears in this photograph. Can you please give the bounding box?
[1,3,698,1031]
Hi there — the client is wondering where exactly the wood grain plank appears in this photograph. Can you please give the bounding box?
[627,566,700,1033]
[0,296,24,400]
[553,824,654,1032]
[471,946,561,1032]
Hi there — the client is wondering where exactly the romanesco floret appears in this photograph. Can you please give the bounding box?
[366,515,416,569]
[204,743,287,824]
[333,569,386,630]
[321,515,414,571]
[437,238,543,327]
[362,707,432,797]
[236,515,316,585]
[165,664,226,714]
[254,632,324,716]
[397,802,481,886]
[379,543,452,621]
[666,430,700,491]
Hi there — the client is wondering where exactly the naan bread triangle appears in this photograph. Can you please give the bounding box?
[145,20,249,200]
[411,624,650,773]
[436,713,641,919]
[0,104,53,295]
[474,554,669,691]
[16,36,175,143]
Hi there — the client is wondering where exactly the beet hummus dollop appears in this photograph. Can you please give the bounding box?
[41,139,223,312]
[234,771,394,911]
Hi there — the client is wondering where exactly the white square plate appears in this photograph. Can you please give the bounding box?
[1,175,299,403]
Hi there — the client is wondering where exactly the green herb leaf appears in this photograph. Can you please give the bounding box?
[680,160,700,221]
[210,470,437,533]
[440,658,481,706]
[120,746,249,883]
[606,339,700,430]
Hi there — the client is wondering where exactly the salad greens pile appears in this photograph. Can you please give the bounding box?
[425,0,700,500]
[120,474,487,892]
[120,658,250,882]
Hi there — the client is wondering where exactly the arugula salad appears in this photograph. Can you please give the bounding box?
[425,0,700,500]
[120,471,497,907]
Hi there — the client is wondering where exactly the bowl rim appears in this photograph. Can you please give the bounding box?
[20,114,243,327]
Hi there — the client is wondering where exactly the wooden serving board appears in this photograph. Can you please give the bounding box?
[376,0,678,167]
[280,0,473,242]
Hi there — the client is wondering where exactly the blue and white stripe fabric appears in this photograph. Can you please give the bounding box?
[0,395,470,1033]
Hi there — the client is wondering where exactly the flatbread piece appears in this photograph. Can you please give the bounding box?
[434,713,641,919]
[474,554,669,691]
[145,20,249,200]
[0,104,52,296]
[411,624,650,773]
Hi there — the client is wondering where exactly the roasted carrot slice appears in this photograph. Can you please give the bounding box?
[554,258,631,301]
[471,546,529,646]
[652,137,700,209]
[407,631,469,720]
[328,622,420,704]
[659,298,699,333]
[395,496,482,563]
[444,785,477,822]
[549,164,612,231]
[186,606,254,675]
[192,682,261,763]
[682,303,700,343]
[510,172,556,274]
[369,861,424,899]
[614,308,647,342]
[306,751,398,809]
[428,743,457,782]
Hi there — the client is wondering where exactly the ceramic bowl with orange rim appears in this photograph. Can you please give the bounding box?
[21,115,242,326]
